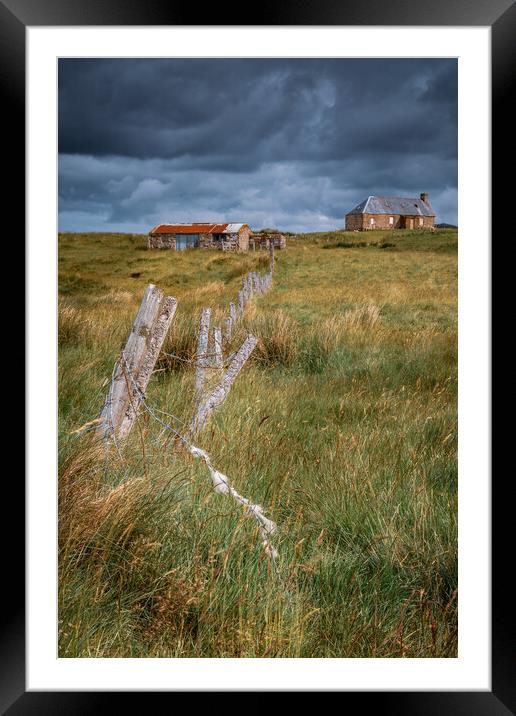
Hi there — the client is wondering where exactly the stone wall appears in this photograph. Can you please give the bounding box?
[345,213,435,230]
[198,233,240,251]
[226,233,240,251]
[148,226,251,251]
[252,233,287,250]
[238,225,250,251]
[199,228,249,252]
[148,233,177,249]
[406,215,435,230]
[198,233,216,249]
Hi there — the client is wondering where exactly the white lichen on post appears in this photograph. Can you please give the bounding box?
[98,284,177,440]
[213,326,223,369]
[195,307,212,396]
[190,334,258,435]
[237,290,245,316]
[223,316,232,345]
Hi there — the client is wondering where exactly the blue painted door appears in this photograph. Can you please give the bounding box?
[176,234,199,251]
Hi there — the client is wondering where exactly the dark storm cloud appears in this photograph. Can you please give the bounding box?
[58,58,457,231]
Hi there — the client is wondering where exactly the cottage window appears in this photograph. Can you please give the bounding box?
[419,217,423,226]
[389,216,394,225]
[370,218,375,225]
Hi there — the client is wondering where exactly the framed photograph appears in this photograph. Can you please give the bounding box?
[5,0,511,709]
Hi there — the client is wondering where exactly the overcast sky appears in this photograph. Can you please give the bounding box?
[58,58,457,233]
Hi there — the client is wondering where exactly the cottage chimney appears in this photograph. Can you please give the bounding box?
[420,192,429,203]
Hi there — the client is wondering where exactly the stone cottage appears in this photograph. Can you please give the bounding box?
[345,193,436,231]
[148,223,251,251]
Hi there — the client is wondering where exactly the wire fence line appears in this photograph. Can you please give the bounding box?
[116,349,280,566]
[89,245,280,566]
[160,349,238,369]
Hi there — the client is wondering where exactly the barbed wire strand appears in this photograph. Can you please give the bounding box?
[113,351,281,573]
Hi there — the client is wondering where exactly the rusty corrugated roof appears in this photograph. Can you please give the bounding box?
[149,223,230,235]
[225,223,246,233]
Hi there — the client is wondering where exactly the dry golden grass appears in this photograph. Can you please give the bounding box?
[58,229,458,658]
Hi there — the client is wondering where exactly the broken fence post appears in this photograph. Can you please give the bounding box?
[190,334,258,435]
[195,307,212,396]
[98,284,177,440]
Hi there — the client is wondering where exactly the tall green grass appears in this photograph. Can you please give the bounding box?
[58,229,457,657]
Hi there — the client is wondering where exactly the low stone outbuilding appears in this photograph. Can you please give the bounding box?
[148,223,251,251]
[345,193,436,230]
[250,232,287,251]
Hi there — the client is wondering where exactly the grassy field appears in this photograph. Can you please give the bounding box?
[58,228,458,658]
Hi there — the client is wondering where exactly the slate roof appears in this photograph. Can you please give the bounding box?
[347,196,435,217]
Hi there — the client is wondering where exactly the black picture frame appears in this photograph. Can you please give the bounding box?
[4,0,512,711]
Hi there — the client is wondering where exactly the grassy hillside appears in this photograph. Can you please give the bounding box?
[58,228,458,658]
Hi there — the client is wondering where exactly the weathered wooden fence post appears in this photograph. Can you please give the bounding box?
[98,284,177,440]
[229,302,236,324]
[190,334,258,435]
[213,326,223,368]
[195,307,212,396]
[223,316,232,345]
[237,290,245,317]
[269,241,275,274]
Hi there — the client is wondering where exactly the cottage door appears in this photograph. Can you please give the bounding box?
[406,217,414,229]
[176,234,199,250]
